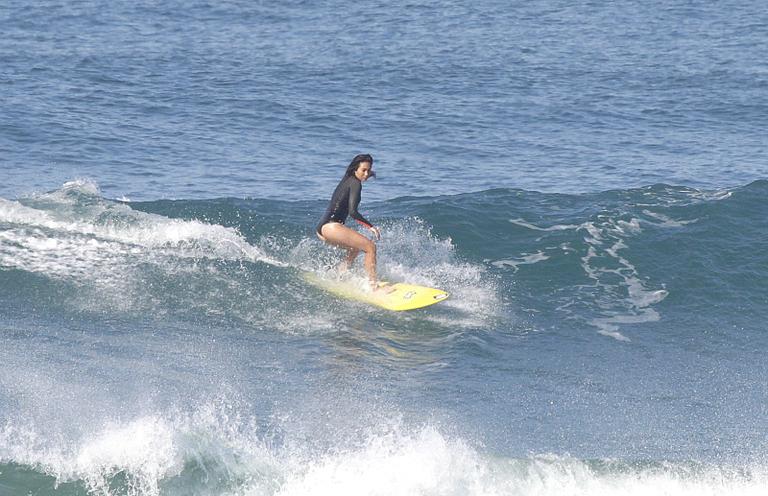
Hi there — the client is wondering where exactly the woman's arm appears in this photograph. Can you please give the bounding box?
[348,179,378,238]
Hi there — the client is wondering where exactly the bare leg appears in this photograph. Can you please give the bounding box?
[320,222,378,287]
[338,248,360,273]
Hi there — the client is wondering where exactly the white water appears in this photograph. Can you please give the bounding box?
[2,406,766,496]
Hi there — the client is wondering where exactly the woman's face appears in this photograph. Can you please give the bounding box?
[355,161,373,182]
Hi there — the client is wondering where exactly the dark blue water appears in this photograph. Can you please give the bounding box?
[2,1,767,495]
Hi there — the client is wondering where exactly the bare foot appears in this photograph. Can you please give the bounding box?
[371,282,396,295]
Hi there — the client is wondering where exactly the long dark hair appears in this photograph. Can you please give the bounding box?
[344,153,375,178]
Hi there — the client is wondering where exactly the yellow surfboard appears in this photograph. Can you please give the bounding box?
[302,272,449,311]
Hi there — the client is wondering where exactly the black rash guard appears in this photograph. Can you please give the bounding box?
[316,175,373,235]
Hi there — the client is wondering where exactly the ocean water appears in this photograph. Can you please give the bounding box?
[1,1,768,495]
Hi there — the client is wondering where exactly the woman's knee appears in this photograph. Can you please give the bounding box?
[363,240,376,255]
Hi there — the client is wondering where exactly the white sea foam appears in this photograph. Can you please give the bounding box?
[642,209,699,228]
[579,217,668,340]
[0,404,275,496]
[1,181,281,270]
[0,181,312,328]
[508,213,668,340]
[492,251,551,272]
[375,218,503,326]
[0,181,289,300]
[2,411,767,496]
[276,425,482,496]
[73,417,181,496]
[510,218,581,232]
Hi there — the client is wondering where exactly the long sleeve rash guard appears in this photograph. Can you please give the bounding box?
[316,176,373,235]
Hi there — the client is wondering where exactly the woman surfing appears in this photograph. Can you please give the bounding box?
[316,154,388,292]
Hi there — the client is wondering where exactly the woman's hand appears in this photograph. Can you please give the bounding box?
[370,226,381,241]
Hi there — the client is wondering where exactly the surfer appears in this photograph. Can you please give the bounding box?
[316,154,386,291]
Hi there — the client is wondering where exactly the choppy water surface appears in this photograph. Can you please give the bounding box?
[2,0,767,201]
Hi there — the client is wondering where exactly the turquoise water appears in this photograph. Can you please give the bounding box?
[1,1,767,495]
